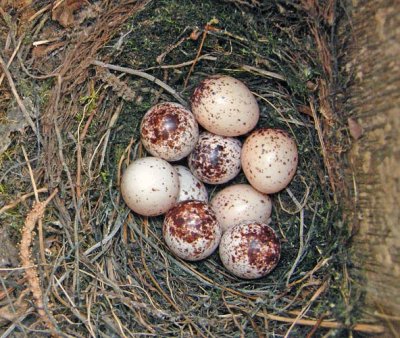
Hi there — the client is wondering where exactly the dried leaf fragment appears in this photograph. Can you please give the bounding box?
[52,0,86,27]
[348,117,363,140]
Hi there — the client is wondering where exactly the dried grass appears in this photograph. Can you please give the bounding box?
[0,0,385,336]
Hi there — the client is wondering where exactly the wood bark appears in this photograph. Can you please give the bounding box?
[346,0,400,317]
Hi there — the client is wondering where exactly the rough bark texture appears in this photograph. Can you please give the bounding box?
[347,0,400,317]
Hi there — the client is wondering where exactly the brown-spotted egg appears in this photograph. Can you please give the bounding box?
[120,157,179,216]
[190,75,259,137]
[210,184,272,233]
[219,221,281,279]
[140,102,199,161]
[163,200,222,261]
[174,165,208,203]
[241,128,298,194]
[188,132,241,185]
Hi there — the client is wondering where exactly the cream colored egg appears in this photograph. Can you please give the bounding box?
[219,221,281,279]
[190,75,259,136]
[241,128,298,194]
[121,157,179,216]
[210,184,272,233]
[174,165,208,203]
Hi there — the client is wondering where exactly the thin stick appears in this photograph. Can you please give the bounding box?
[144,55,217,71]
[22,146,48,273]
[0,54,39,138]
[310,100,337,203]
[20,189,59,337]
[21,146,39,203]
[0,34,24,88]
[227,308,385,334]
[91,60,187,106]
[241,64,286,81]
[183,27,208,89]
[28,4,52,22]
[284,280,328,337]
[0,188,48,214]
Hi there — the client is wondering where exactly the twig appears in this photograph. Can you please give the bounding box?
[285,208,305,286]
[156,35,189,64]
[144,54,217,71]
[0,34,24,88]
[21,146,39,203]
[91,60,187,106]
[28,4,52,22]
[20,189,60,337]
[183,25,209,89]
[0,54,40,139]
[310,100,337,203]
[22,145,48,274]
[241,64,286,81]
[284,280,329,337]
[229,308,385,334]
[83,211,128,257]
[0,188,48,214]
[268,314,385,334]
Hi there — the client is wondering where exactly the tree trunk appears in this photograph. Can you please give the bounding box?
[347,0,400,320]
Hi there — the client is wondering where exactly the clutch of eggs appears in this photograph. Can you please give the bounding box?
[119,74,301,280]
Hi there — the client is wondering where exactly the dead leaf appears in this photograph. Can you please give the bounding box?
[297,105,313,117]
[52,0,86,28]
[348,117,363,140]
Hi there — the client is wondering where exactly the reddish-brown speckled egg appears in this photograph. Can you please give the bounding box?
[163,200,222,261]
[241,128,298,194]
[121,157,179,216]
[210,184,272,233]
[219,221,281,279]
[188,132,242,184]
[140,102,199,161]
[190,75,259,137]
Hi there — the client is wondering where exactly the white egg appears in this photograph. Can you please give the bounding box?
[120,157,179,216]
[163,200,222,261]
[219,222,281,279]
[210,184,272,233]
[174,165,208,203]
[190,75,259,137]
[140,102,199,161]
[241,128,298,194]
[188,132,242,185]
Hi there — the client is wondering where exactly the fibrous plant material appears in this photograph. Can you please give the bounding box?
[19,189,58,336]
[0,0,387,336]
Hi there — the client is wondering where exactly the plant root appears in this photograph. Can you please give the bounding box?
[20,189,60,337]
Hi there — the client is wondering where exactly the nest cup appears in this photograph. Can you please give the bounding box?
[0,0,397,336]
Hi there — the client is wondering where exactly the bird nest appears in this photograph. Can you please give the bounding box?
[0,0,385,336]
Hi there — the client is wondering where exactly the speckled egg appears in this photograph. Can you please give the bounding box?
[163,200,222,261]
[190,75,259,137]
[174,165,208,203]
[210,184,272,233]
[140,102,199,161]
[241,128,298,194]
[219,222,281,279]
[188,132,242,185]
[121,157,179,216]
